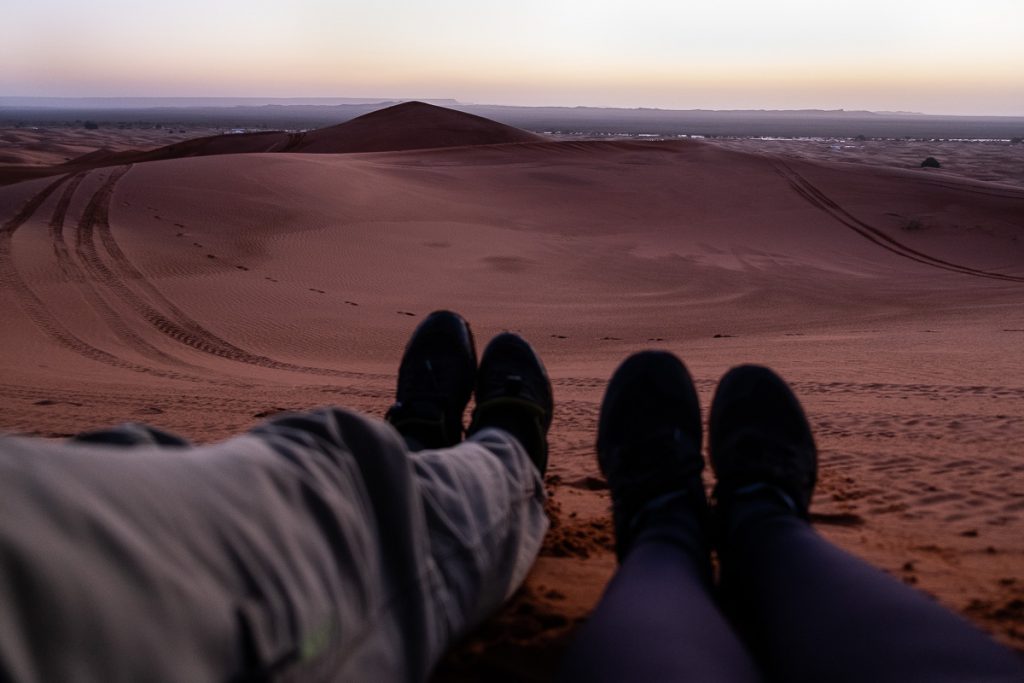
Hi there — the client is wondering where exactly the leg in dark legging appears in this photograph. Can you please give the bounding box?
[720,495,1024,683]
[563,500,762,682]
[707,363,1024,683]
[563,352,762,682]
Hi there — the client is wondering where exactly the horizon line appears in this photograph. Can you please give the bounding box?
[2,96,1023,119]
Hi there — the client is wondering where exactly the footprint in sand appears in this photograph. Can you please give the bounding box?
[265,277,278,283]
[33,399,83,407]
[566,476,609,491]
[309,288,325,294]
[344,301,359,307]
[398,311,416,317]
[551,334,568,339]
[236,265,249,271]
[253,407,290,418]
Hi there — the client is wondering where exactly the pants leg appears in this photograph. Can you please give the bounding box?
[0,408,546,683]
[72,422,191,447]
[720,498,1024,683]
[408,427,550,635]
[561,500,762,682]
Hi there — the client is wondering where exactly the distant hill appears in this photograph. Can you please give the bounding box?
[292,101,545,153]
[80,101,545,159]
[0,102,548,185]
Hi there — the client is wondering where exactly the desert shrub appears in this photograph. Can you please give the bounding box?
[1011,137,1022,144]
[83,121,99,130]
[920,156,941,168]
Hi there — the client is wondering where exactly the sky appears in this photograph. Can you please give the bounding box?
[2,0,1022,115]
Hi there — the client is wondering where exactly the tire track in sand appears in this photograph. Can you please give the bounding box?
[47,172,87,281]
[775,162,1024,284]
[75,165,369,379]
[48,171,224,373]
[0,173,209,379]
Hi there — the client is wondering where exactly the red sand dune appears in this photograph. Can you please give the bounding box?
[293,100,546,152]
[0,102,546,186]
[1,106,1023,678]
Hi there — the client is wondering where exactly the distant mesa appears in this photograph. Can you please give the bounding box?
[0,102,547,185]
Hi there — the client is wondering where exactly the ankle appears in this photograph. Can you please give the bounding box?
[386,401,460,451]
[715,482,806,544]
[628,489,712,578]
[471,405,547,474]
[612,472,709,561]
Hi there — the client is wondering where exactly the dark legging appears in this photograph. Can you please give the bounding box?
[562,495,1024,682]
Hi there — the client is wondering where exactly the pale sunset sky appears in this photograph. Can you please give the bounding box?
[2,0,1022,115]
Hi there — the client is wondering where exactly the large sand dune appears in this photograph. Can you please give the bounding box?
[1,108,1022,677]
[0,101,546,186]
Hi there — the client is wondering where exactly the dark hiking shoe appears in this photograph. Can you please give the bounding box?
[468,333,553,475]
[386,310,477,449]
[709,365,817,520]
[597,351,708,561]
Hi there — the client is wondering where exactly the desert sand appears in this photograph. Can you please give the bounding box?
[714,136,1024,189]
[1,102,1022,678]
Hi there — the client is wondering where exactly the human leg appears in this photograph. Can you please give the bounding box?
[250,405,549,680]
[383,314,556,655]
[72,421,191,446]
[409,427,548,634]
[712,365,1024,683]
[242,316,555,679]
[561,352,761,682]
[562,513,763,682]
[0,312,553,682]
[0,406,544,682]
[408,327,555,633]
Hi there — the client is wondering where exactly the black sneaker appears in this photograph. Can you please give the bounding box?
[597,351,707,561]
[468,333,553,474]
[709,365,817,519]
[385,310,477,450]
